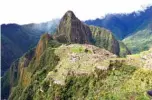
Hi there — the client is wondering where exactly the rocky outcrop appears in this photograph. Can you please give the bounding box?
[90,26,120,55]
[35,33,52,60]
[55,11,93,44]
[90,26,131,56]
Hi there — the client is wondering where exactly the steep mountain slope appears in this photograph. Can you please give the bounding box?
[1,19,59,75]
[89,26,130,56]
[1,34,23,74]
[123,24,152,53]
[90,25,119,54]
[2,11,131,99]
[2,33,152,100]
[54,11,129,56]
[1,33,117,99]
[1,34,61,99]
[55,11,93,44]
[118,41,131,57]
[1,24,40,75]
[85,6,152,40]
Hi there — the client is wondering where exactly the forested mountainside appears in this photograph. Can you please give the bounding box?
[1,19,59,75]
[1,11,131,99]
[123,24,152,53]
[2,33,152,100]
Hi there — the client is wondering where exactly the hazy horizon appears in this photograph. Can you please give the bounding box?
[0,0,152,25]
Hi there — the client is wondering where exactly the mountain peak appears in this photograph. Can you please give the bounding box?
[64,10,76,18]
[55,11,93,44]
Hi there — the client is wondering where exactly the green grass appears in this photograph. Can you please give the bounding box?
[71,45,92,54]
[123,28,152,54]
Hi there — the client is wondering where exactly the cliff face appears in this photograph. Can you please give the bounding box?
[89,26,120,55]
[55,11,93,44]
[35,33,51,61]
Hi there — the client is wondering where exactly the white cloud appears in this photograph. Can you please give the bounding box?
[0,0,152,24]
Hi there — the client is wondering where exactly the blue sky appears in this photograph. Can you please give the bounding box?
[0,0,152,24]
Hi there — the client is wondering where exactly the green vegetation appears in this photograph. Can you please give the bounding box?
[119,41,131,57]
[1,34,61,100]
[1,20,59,75]
[90,25,130,56]
[1,34,23,75]
[123,28,152,53]
[2,10,152,100]
[2,42,152,100]
[71,45,92,54]
[90,26,119,55]
[6,42,152,100]
[47,65,151,100]
[71,46,84,53]
[9,61,152,100]
[1,70,11,99]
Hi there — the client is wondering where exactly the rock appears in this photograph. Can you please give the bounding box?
[55,11,93,44]
[96,66,108,70]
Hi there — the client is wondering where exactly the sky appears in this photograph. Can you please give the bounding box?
[0,0,152,25]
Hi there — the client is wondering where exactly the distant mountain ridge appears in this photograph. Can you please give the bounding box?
[1,19,59,75]
[85,6,152,40]
[123,23,152,53]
